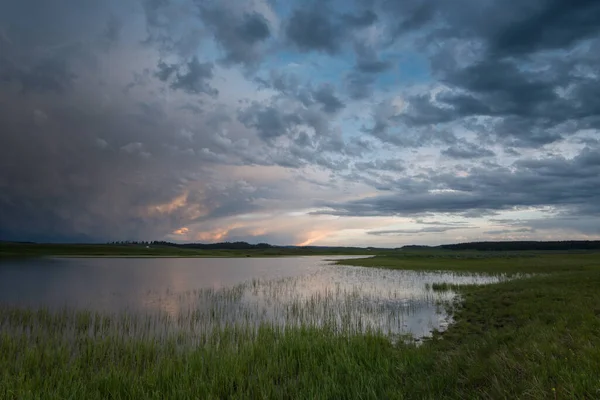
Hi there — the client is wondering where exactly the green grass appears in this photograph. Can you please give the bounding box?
[2,252,600,398]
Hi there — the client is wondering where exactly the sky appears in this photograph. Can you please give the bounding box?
[1,0,600,247]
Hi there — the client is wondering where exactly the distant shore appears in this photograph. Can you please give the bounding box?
[0,242,376,259]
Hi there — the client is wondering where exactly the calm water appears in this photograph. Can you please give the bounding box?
[0,256,503,339]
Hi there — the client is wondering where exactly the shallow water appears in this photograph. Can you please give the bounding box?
[0,256,503,339]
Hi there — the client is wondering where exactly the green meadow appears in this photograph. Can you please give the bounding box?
[1,251,600,399]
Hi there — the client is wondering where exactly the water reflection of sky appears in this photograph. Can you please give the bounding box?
[0,256,503,339]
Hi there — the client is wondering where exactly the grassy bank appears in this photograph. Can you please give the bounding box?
[1,252,600,398]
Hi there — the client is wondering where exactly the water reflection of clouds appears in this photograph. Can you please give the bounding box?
[0,256,501,339]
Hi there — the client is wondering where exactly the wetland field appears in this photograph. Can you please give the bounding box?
[1,251,600,399]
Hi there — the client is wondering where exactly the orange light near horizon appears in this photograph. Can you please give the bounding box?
[297,231,330,246]
[173,227,189,235]
[250,228,267,236]
[196,231,227,241]
[148,191,188,215]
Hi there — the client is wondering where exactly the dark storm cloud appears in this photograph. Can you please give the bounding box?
[0,0,262,242]
[199,5,271,65]
[490,0,600,55]
[359,0,600,148]
[0,16,84,94]
[3,55,77,94]
[0,0,347,244]
[3,0,600,245]
[379,0,600,53]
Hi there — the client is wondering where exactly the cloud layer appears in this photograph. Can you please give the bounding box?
[1,0,599,245]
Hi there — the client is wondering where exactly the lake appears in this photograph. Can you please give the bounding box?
[0,256,503,340]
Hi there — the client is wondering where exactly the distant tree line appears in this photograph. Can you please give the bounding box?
[106,240,275,250]
[441,241,600,251]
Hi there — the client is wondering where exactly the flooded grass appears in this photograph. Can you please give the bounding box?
[1,268,494,344]
[2,253,600,398]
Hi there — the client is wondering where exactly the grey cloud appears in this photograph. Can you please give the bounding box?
[381,0,437,37]
[200,6,271,65]
[285,8,343,54]
[257,71,345,114]
[294,131,312,148]
[170,57,218,96]
[236,13,270,43]
[285,6,380,55]
[413,219,472,226]
[354,159,405,172]
[368,226,471,236]
[344,137,376,157]
[490,0,600,55]
[356,59,392,74]
[398,56,599,146]
[142,0,206,57]
[1,0,358,244]
[1,52,77,93]
[345,72,375,100]
[120,142,151,158]
[353,40,392,74]
[487,214,600,236]
[402,59,563,128]
[342,10,378,28]
[254,70,316,108]
[0,41,247,245]
[315,146,600,217]
[365,99,457,148]
[4,0,600,245]
[517,216,600,236]
[238,103,302,140]
[380,0,600,55]
[101,14,122,49]
[155,60,178,81]
[366,0,600,147]
[484,228,535,235]
[179,102,204,114]
[312,84,345,114]
[95,138,109,149]
[442,142,495,159]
